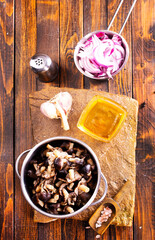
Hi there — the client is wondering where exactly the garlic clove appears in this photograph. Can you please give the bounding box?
[55,101,70,130]
[40,101,57,119]
[40,92,72,131]
[56,92,72,115]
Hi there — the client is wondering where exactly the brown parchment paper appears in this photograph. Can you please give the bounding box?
[29,87,138,226]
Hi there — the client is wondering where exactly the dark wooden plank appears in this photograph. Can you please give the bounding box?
[38,221,61,240]
[60,0,83,89]
[59,1,86,239]
[107,1,133,239]
[36,0,60,91]
[14,0,38,239]
[61,219,86,240]
[132,0,155,239]
[83,0,108,92]
[83,1,110,239]
[108,0,132,97]
[0,0,14,239]
[36,1,61,239]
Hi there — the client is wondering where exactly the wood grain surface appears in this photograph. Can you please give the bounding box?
[0,0,14,239]
[107,1,133,240]
[14,1,37,240]
[0,0,154,240]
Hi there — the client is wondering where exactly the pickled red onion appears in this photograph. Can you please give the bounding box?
[77,32,125,78]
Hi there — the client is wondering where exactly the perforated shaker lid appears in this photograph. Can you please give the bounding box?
[30,53,52,73]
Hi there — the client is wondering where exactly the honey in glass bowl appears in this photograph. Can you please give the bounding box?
[77,95,127,142]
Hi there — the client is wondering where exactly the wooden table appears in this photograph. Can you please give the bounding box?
[0,0,154,239]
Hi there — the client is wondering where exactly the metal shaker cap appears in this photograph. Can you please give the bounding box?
[30,53,58,82]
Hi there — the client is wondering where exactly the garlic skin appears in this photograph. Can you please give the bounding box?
[56,92,72,115]
[40,101,57,119]
[40,92,72,131]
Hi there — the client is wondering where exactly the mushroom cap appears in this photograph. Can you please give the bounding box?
[39,191,52,202]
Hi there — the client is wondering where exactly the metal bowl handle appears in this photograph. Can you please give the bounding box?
[90,172,108,206]
[15,149,31,179]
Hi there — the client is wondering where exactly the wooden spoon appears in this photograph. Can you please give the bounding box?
[89,180,132,235]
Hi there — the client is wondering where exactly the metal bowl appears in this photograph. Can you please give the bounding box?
[74,30,129,80]
[16,136,108,219]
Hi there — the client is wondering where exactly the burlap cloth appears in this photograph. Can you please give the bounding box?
[29,87,138,226]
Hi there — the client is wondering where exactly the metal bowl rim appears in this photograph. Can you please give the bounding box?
[20,136,106,219]
[74,30,129,80]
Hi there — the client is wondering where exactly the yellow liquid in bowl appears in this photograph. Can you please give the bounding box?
[77,96,127,142]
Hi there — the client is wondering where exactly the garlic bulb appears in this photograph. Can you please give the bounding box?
[40,92,72,130]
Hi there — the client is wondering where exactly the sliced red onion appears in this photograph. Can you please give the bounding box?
[80,57,101,74]
[77,32,125,78]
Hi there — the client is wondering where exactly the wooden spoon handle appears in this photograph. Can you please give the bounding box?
[114,180,133,204]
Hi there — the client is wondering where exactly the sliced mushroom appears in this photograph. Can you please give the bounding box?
[68,157,84,165]
[46,151,55,161]
[53,174,57,183]
[60,142,74,151]
[75,148,84,157]
[81,164,91,176]
[62,188,69,202]
[32,189,35,194]
[66,170,82,183]
[87,158,95,170]
[35,185,41,193]
[46,184,56,191]
[33,163,42,177]
[78,185,90,193]
[57,207,62,212]
[67,182,74,191]
[79,192,91,203]
[39,191,51,202]
[46,144,55,151]
[59,182,68,196]
[87,175,97,189]
[40,166,46,173]
[68,142,74,150]
[60,141,69,150]
[53,149,62,158]
[86,175,92,183]
[60,201,67,206]
[54,157,67,171]
[58,169,68,178]
[38,162,44,167]
[74,178,87,195]
[48,193,59,203]
[71,153,76,158]
[43,166,55,178]
[41,171,51,179]
[33,163,39,171]
[67,142,74,154]
[68,169,74,181]
[33,178,40,187]
[68,192,77,205]
[55,180,63,187]
[44,179,53,188]
[47,165,52,173]
[64,206,74,213]
[48,203,61,214]
[38,199,44,207]
[58,177,67,182]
